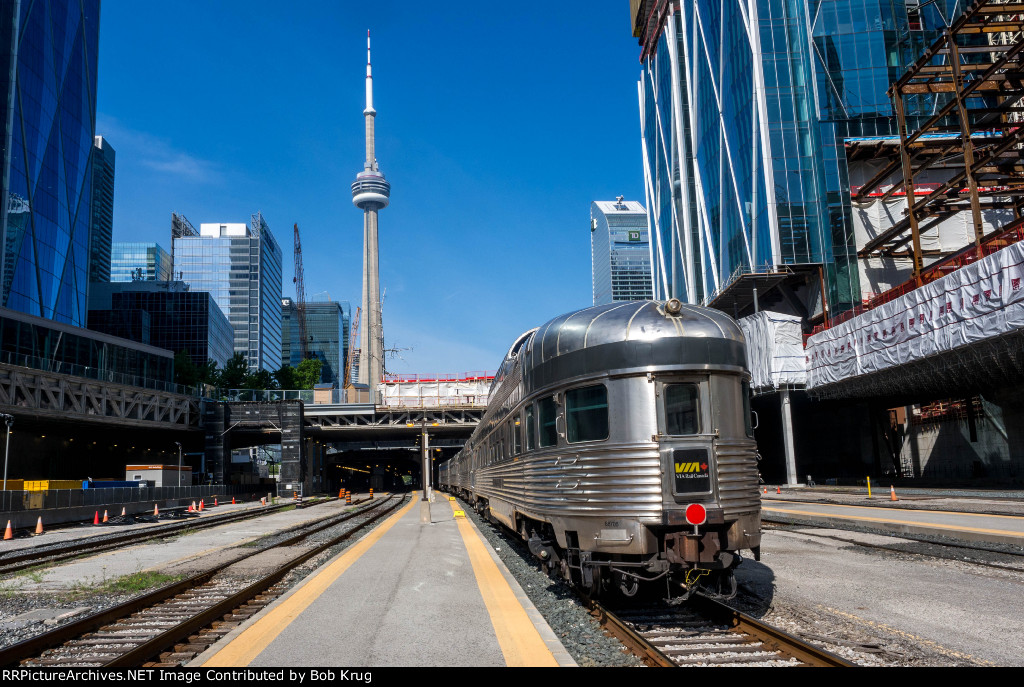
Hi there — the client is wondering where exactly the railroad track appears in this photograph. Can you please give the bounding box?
[0,496,353,577]
[0,494,405,667]
[591,595,854,667]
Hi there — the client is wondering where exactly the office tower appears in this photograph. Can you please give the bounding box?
[632,0,966,318]
[171,212,283,372]
[110,242,173,282]
[89,136,115,283]
[281,297,350,387]
[88,281,235,369]
[0,0,100,326]
[591,198,653,305]
[351,32,390,397]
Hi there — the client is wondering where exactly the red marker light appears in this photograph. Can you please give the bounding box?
[685,503,707,526]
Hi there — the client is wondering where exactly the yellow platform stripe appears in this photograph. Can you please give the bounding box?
[202,495,418,667]
[768,499,1024,520]
[763,506,1024,538]
[448,499,559,667]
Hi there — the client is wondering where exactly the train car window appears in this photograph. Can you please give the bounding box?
[513,416,522,455]
[566,384,609,443]
[526,405,536,450]
[742,380,754,437]
[665,383,700,435]
[538,396,558,447]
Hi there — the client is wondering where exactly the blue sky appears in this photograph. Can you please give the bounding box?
[98,1,646,375]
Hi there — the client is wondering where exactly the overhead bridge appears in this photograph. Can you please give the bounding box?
[205,399,485,497]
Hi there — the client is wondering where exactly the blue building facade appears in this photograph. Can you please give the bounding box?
[281,297,350,387]
[110,242,173,283]
[634,0,966,315]
[0,0,100,327]
[172,214,283,373]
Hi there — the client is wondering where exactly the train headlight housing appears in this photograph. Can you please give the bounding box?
[666,298,683,315]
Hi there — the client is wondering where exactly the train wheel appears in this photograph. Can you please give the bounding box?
[705,569,738,600]
[613,570,640,599]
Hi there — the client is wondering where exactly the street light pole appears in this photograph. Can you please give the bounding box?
[1,414,12,491]
[174,442,182,488]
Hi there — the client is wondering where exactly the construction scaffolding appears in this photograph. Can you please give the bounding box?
[852,0,1024,281]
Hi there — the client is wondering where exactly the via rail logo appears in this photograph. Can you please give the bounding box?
[673,449,710,494]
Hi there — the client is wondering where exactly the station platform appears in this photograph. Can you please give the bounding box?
[760,486,1024,547]
[191,494,575,668]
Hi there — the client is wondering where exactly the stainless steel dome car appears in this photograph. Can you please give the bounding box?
[439,300,762,600]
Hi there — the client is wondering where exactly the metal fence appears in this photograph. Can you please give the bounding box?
[0,350,198,397]
[0,485,260,513]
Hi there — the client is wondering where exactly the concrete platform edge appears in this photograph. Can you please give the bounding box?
[189,497,577,668]
[186,507,395,668]
[459,507,577,667]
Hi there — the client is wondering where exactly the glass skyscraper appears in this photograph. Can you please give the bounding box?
[110,242,173,283]
[633,0,966,315]
[89,136,114,283]
[172,213,283,372]
[0,0,100,326]
[281,298,350,387]
[591,198,653,305]
[88,281,235,369]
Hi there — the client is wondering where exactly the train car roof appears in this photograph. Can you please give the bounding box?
[521,300,747,391]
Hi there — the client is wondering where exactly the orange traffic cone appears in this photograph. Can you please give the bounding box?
[190,500,196,511]
[231,497,235,505]
[153,504,159,516]
[214,497,218,507]
[776,486,781,494]
[34,517,43,535]
[102,510,108,523]
[763,487,767,494]
[121,507,126,517]
[890,485,899,502]
[3,520,12,540]
[199,500,204,511]
[93,511,100,525]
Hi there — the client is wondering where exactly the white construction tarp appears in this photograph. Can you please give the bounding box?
[738,311,808,390]
[380,378,492,408]
[806,240,1024,389]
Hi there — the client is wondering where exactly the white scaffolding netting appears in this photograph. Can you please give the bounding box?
[806,241,1024,389]
[738,311,807,390]
[379,378,492,408]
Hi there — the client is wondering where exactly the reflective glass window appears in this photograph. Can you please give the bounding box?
[513,415,522,455]
[526,405,536,450]
[665,383,700,435]
[538,396,558,448]
[566,385,609,444]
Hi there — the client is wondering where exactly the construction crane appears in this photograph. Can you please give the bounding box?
[292,223,309,360]
[344,306,361,388]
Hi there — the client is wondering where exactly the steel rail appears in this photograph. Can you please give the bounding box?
[0,495,399,667]
[110,497,404,667]
[690,594,854,667]
[0,497,350,576]
[587,602,675,667]
[591,596,854,667]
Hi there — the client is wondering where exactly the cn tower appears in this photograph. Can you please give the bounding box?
[351,31,390,399]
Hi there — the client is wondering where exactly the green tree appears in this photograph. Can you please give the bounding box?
[242,368,277,390]
[199,359,220,386]
[174,350,199,387]
[218,352,250,389]
[273,364,299,390]
[295,358,323,389]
